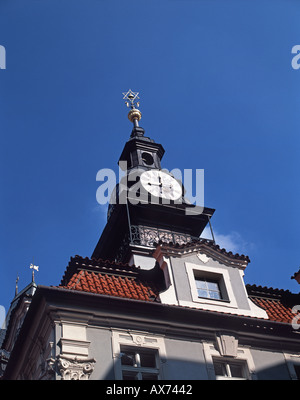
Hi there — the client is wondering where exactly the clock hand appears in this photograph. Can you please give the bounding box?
[148,182,162,187]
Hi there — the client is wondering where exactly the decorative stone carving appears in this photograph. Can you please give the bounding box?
[216,333,238,357]
[48,355,95,380]
[197,253,210,264]
[133,335,144,346]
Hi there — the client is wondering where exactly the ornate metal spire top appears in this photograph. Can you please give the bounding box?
[30,261,39,283]
[122,89,142,127]
[122,89,140,109]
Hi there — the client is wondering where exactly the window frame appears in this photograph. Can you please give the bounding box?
[284,353,300,380]
[112,330,166,380]
[120,346,160,380]
[293,364,300,380]
[203,341,256,380]
[212,357,249,380]
[185,262,238,310]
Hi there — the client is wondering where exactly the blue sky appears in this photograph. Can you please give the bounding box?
[0,0,300,313]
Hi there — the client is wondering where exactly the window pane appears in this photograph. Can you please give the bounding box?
[196,279,207,289]
[229,363,244,378]
[209,290,222,300]
[207,281,219,291]
[197,289,209,298]
[121,351,136,366]
[196,278,222,300]
[140,352,156,368]
[122,371,138,380]
[213,361,227,377]
[142,373,158,380]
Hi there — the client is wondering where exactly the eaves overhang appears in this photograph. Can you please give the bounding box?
[4,284,300,379]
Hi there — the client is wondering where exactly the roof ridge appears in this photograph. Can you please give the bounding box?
[73,254,140,269]
[154,239,250,263]
[246,283,299,298]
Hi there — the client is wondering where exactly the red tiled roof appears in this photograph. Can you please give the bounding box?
[250,297,295,324]
[59,255,160,302]
[58,257,300,325]
[62,270,158,302]
[247,284,300,325]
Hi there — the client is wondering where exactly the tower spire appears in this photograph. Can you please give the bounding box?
[15,275,19,296]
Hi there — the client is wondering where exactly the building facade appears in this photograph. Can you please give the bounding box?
[1,92,300,380]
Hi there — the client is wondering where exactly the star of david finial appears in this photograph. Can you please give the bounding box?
[122,89,140,109]
[122,89,142,127]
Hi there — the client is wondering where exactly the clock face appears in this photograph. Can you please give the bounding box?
[140,170,182,200]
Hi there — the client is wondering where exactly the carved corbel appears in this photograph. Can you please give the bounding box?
[48,355,96,380]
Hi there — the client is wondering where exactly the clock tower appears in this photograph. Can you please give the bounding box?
[92,90,215,268]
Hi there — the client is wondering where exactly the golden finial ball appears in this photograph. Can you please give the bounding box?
[128,108,142,123]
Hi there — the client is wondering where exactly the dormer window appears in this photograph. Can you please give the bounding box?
[195,278,222,300]
[184,262,238,311]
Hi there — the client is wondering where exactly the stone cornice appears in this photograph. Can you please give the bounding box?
[153,241,249,270]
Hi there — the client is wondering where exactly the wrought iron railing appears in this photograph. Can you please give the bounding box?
[114,225,214,262]
[129,225,212,248]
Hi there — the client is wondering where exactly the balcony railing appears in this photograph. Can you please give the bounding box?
[129,225,213,248]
